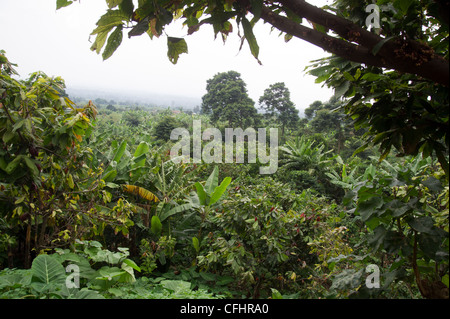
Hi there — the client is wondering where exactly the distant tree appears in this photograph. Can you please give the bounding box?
[122,111,142,126]
[106,104,117,112]
[94,98,108,106]
[258,82,299,139]
[306,97,349,153]
[154,116,185,141]
[201,71,258,128]
[304,100,323,121]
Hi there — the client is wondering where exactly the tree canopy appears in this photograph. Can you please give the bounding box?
[201,70,258,127]
[259,82,299,138]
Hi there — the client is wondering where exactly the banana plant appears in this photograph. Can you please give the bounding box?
[148,159,198,223]
[154,166,232,247]
[193,166,232,208]
[325,155,363,190]
[189,166,232,240]
[101,140,154,186]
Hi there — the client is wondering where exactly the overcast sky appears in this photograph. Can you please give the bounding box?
[0,0,334,112]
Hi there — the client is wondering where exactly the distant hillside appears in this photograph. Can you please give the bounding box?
[66,86,202,109]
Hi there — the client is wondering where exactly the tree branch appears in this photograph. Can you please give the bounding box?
[257,0,449,86]
[258,8,387,67]
[278,0,382,48]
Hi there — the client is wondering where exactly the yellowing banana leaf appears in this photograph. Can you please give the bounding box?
[123,184,159,202]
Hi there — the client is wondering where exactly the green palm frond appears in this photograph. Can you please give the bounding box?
[280,136,332,171]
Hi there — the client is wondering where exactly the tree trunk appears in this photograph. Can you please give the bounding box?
[24,224,31,268]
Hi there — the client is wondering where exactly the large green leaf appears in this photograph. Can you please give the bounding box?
[123,258,141,272]
[128,16,150,38]
[92,10,128,34]
[194,182,207,206]
[56,0,73,10]
[102,25,123,60]
[133,141,150,158]
[91,29,110,54]
[132,141,149,168]
[192,237,200,254]
[160,202,196,222]
[102,168,117,183]
[241,16,260,64]
[112,140,127,163]
[4,155,23,174]
[334,80,351,98]
[151,215,162,236]
[407,216,438,235]
[160,280,191,292]
[119,0,134,18]
[209,177,232,206]
[204,166,219,195]
[31,254,66,285]
[356,196,384,222]
[422,176,444,193]
[167,37,188,64]
[271,288,283,299]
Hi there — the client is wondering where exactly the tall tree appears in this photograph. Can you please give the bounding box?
[304,98,348,153]
[201,71,258,127]
[304,100,323,121]
[259,82,299,139]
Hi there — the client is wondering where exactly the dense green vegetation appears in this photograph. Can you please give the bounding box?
[1,52,447,299]
[0,0,448,300]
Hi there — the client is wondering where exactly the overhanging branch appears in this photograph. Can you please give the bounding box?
[259,8,390,67]
[256,0,449,86]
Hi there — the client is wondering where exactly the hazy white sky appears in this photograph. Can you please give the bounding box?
[0,0,334,111]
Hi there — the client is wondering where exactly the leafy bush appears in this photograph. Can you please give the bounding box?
[0,59,135,268]
[329,155,449,298]
[154,116,186,141]
[195,177,340,298]
[0,240,222,299]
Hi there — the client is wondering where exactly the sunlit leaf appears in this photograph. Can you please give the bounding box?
[151,215,162,235]
[192,237,200,253]
[91,31,110,54]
